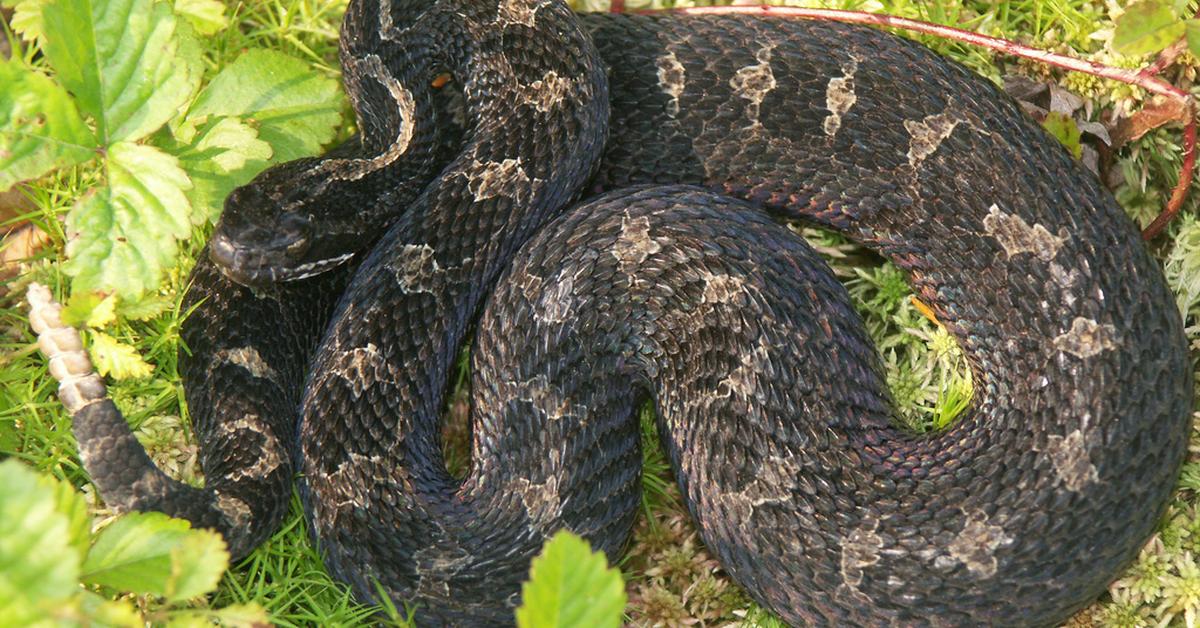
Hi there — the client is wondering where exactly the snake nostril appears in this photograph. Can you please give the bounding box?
[208,232,238,268]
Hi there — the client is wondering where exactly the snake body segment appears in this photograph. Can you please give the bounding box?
[48,1,1193,625]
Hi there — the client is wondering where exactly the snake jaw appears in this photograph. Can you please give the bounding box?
[208,222,355,287]
[206,208,367,287]
[208,232,273,286]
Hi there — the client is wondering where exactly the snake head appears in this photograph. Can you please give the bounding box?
[208,154,374,287]
[208,68,467,289]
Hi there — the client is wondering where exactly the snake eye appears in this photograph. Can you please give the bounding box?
[431,72,452,89]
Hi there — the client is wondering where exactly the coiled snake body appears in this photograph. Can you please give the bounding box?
[54,0,1193,625]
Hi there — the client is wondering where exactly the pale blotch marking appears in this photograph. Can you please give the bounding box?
[509,476,561,523]
[717,335,770,401]
[324,452,405,511]
[413,544,473,599]
[214,414,284,481]
[656,51,686,117]
[497,0,546,27]
[721,454,802,522]
[523,71,573,113]
[500,374,583,421]
[1053,317,1118,359]
[943,510,1013,577]
[392,243,442,294]
[377,0,401,40]
[468,158,533,202]
[215,490,254,528]
[1048,262,1083,307]
[823,58,858,136]
[330,343,395,397]
[730,43,777,126]
[306,54,415,195]
[612,213,663,277]
[982,204,1067,262]
[215,346,277,381]
[1045,429,1100,491]
[904,111,961,168]
[701,271,748,305]
[839,516,883,602]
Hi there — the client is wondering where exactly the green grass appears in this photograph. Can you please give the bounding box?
[4,0,1200,625]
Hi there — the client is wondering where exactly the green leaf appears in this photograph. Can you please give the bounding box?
[173,0,228,35]
[1112,0,1186,56]
[116,293,174,320]
[50,472,94,564]
[63,142,193,297]
[77,591,143,628]
[41,0,203,144]
[0,460,89,623]
[88,330,154,379]
[1,0,48,44]
[515,531,625,628]
[81,512,229,602]
[62,291,117,328]
[1186,20,1200,58]
[1042,112,1083,160]
[165,116,273,222]
[189,49,344,162]
[166,603,270,627]
[208,603,271,626]
[0,60,97,192]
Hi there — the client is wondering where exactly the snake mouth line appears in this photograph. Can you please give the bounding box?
[209,233,356,287]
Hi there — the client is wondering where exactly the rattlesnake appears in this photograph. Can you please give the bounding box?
[33,1,1192,625]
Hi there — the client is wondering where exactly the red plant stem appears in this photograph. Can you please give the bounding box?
[1141,40,1187,78]
[1144,117,1198,239]
[647,5,1197,239]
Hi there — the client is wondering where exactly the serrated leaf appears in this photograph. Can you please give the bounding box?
[190,49,344,162]
[116,294,174,320]
[0,460,87,624]
[165,116,272,222]
[41,0,203,144]
[174,0,227,35]
[165,530,228,601]
[1112,0,1186,56]
[0,60,97,192]
[88,330,154,379]
[200,118,273,172]
[64,142,193,297]
[81,512,229,601]
[1042,112,1083,160]
[515,531,625,628]
[1,0,47,44]
[63,291,117,328]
